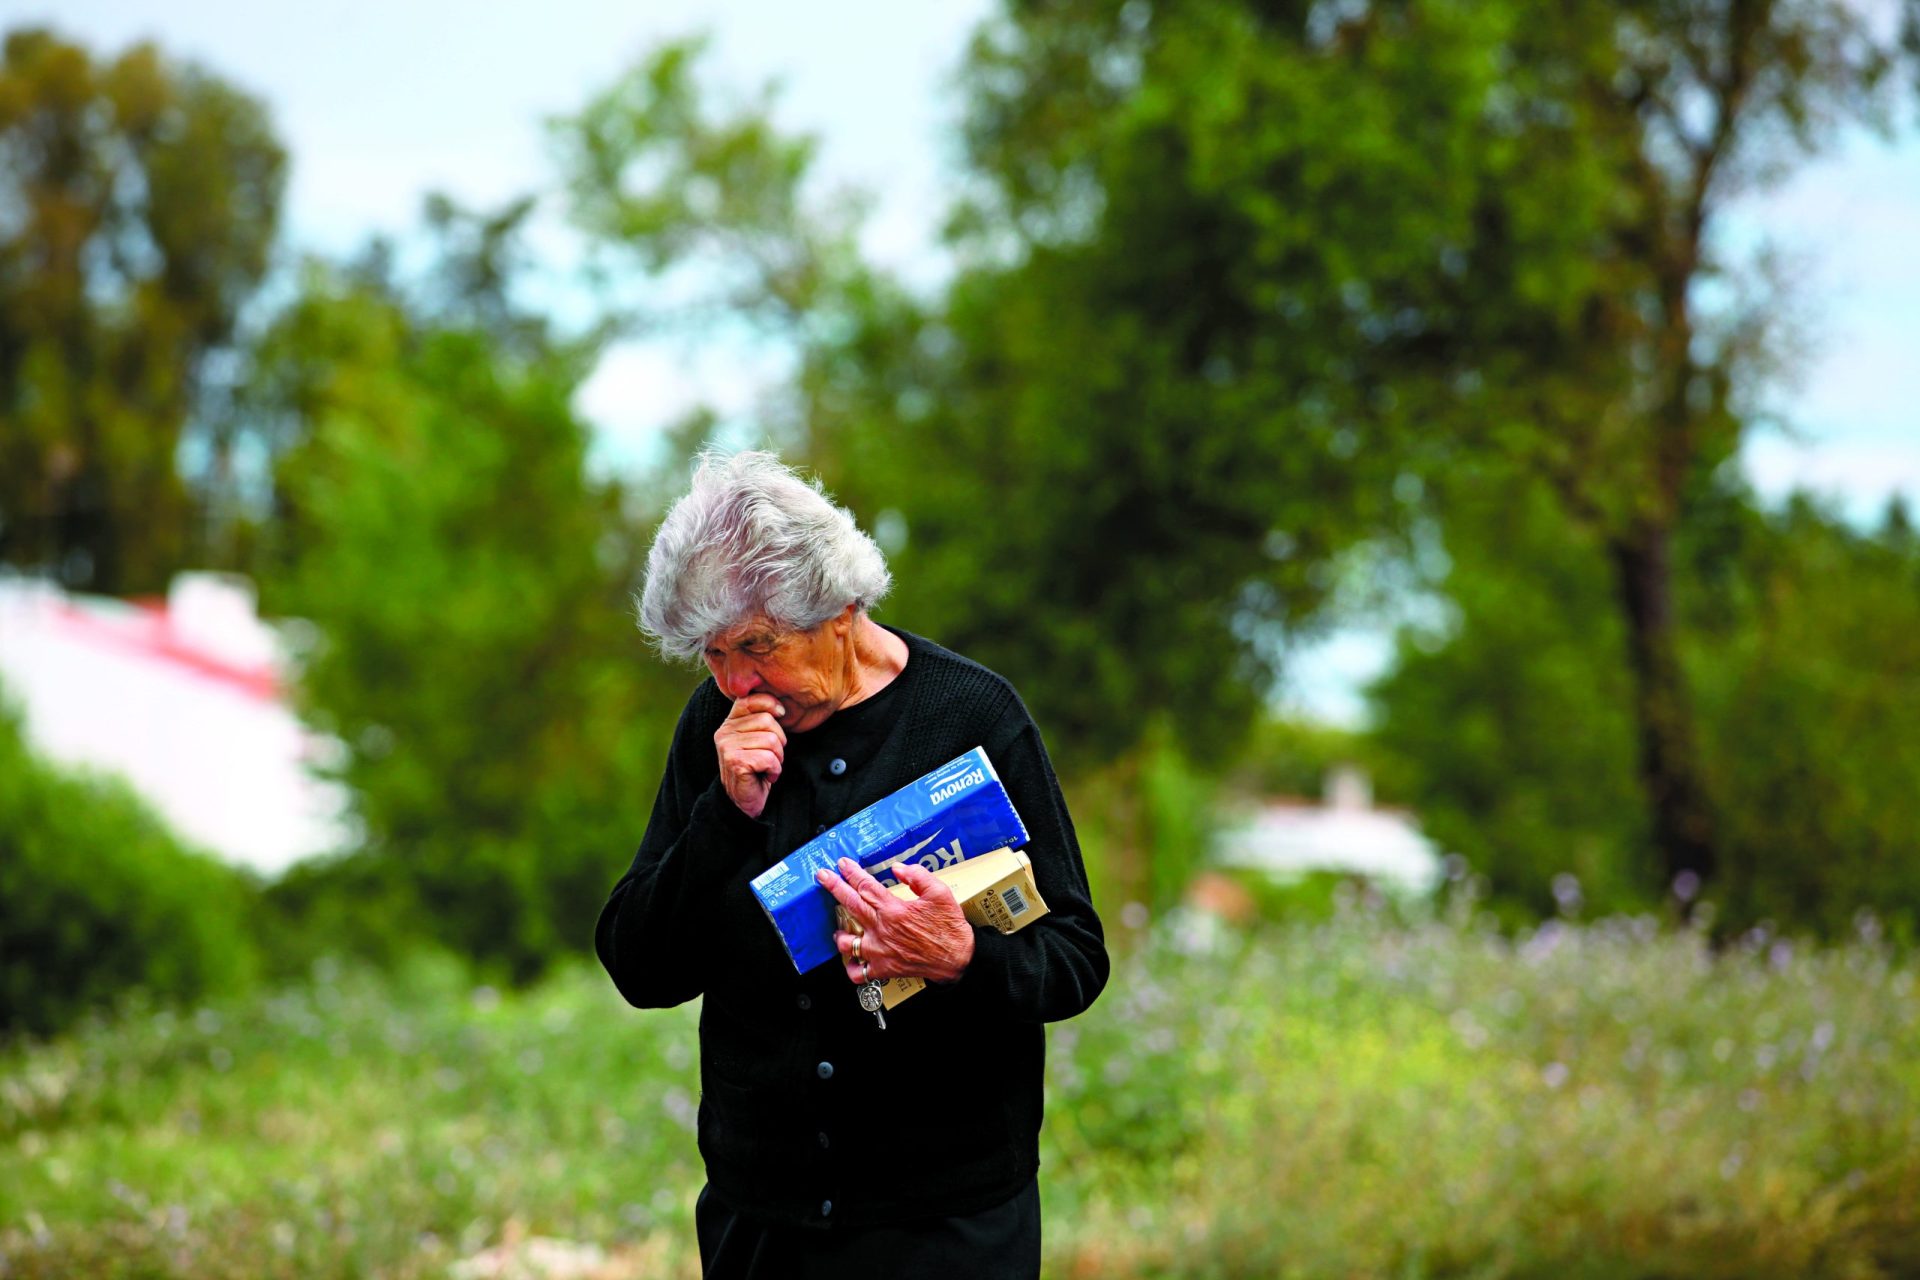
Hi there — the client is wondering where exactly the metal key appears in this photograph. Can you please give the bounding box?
[857,981,887,1030]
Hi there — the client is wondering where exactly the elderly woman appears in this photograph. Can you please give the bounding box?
[596,451,1109,1278]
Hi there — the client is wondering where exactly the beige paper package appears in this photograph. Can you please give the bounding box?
[835,846,1050,1010]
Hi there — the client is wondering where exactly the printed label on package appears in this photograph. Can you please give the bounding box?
[748,746,1029,973]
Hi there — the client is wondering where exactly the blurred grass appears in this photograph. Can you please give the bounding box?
[3,907,1917,1279]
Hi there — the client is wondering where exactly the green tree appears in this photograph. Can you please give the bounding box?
[249,238,686,981]
[1371,473,1920,941]
[552,12,1917,916]
[943,0,1914,904]
[0,27,285,592]
[1368,466,1656,923]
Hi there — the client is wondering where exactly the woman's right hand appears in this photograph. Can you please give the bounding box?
[714,693,786,819]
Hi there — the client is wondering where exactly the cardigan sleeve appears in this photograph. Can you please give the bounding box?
[945,697,1110,1023]
[595,689,771,1009]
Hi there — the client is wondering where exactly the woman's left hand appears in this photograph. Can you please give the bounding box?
[815,858,976,985]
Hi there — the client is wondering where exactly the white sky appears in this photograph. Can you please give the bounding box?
[16,0,1919,723]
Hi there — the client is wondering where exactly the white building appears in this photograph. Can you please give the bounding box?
[1213,764,1444,896]
[0,572,353,876]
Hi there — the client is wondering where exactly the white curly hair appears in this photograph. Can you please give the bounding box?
[637,450,892,661]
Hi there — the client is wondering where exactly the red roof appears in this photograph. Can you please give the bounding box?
[50,597,281,703]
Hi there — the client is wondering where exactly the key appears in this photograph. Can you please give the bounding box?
[857,980,887,1030]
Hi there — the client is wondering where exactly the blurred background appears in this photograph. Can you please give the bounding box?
[2,1,1918,1276]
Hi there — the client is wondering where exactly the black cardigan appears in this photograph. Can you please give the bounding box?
[596,628,1110,1230]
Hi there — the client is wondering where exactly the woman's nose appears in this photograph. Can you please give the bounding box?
[720,656,759,699]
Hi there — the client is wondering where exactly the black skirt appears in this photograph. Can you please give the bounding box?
[694,1177,1041,1280]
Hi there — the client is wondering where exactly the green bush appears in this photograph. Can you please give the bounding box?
[0,691,260,1039]
[253,847,438,982]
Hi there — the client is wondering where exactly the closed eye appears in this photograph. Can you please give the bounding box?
[708,636,777,661]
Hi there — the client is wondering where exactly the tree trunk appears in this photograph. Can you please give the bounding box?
[1609,522,1717,905]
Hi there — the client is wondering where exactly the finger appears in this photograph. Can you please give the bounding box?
[719,727,787,757]
[893,860,957,904]
[814,868,876,928]
[837,857,898,912]
[728,693,788,722]
[726,751,783,781]
[719,713,786,749]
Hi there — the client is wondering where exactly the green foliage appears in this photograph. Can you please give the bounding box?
[1687,495,1920,944]
[248,263,687,983]
[818,260,1386,772]
[2,7,1906,1035]
[1220,712,1373,803]
[1068,719,1223,920]
[0,690,259,1040]
[0,27,286,592]
[943,0,1912,894]
[1371,471,1656,923]
[1372,474,1920,940]
[554,37,861,326]
[252,849,445,983]
[551,6,1911,921]
[4,914,1916,1277]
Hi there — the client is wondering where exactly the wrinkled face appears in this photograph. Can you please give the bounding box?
[703,607,856,733]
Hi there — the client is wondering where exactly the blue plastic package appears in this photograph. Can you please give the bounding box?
[748,746,1029,974]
